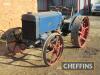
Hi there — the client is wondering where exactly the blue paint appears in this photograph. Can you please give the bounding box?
[36,11,62,34]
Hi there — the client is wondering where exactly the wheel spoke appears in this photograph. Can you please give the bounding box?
[82,24,85,28]
[80,35,86,41]
[48,40,62,64]
[83,27,86,31]
[85,27,89,30]
[49,43,54,49]
[43,33,63,66]
[54,51,58,57]
[57,44,62,52]
[49,50,57,64]
[55,36,59,45]
[79,31,83,35]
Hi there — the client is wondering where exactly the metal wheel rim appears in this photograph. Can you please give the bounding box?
[45,35,63,65]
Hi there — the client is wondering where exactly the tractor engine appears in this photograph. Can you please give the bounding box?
[22,11,62,46]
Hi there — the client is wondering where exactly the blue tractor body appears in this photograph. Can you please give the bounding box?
[22,11,62,41]
[38,12,62,34]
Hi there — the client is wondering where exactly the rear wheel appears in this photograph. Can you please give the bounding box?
[43,33,64,66]
[71,16,89,48]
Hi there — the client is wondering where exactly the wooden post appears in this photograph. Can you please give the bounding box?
[61,0,63,6]
[84,0,86,14]
[88,0,91,14]
[77,0,80,13]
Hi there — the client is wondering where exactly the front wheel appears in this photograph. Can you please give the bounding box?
[43,33,64,66]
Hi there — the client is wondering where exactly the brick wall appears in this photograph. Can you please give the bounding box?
[0,0,37,31]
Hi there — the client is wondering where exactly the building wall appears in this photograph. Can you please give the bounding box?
[63,0,77,7]
[38,0,63,11]
[38,0,90,15]
[38,0,47,11]
[0,0,37,31]
[78,0,90,14]
[38,0,77,11]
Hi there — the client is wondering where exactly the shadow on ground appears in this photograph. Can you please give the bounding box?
[0,52,47,68]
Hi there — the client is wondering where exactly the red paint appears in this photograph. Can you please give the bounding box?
[44,34,64,66]
[78,17,89,48]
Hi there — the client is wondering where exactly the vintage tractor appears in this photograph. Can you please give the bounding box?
[1,7,90,66]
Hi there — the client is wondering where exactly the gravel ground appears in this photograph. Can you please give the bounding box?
[0,15,100,75]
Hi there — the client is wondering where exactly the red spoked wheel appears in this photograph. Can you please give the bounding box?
[43,33,63,66]
[71,16,90,48]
